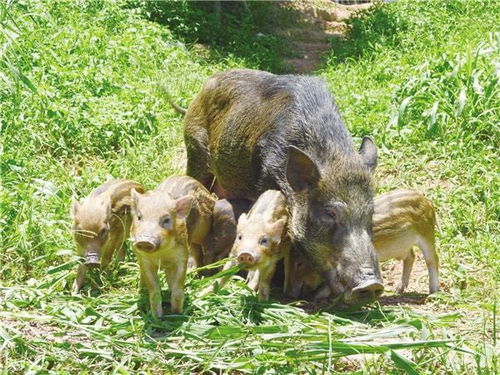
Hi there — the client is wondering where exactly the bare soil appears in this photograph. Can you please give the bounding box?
[279,0,372,73]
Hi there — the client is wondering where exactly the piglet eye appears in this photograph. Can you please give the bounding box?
[98,227,108,239]
[161,216,171,229]
[237,234,242,241]
[137,213,142,221]
[259,237,269,246]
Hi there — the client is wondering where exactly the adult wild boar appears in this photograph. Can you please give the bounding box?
[183,69,382,304]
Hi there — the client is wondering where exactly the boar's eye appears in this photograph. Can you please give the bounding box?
[322,208,336,222]
[259,236,270,247]
[98,227,108,239]
[160,216,172,229]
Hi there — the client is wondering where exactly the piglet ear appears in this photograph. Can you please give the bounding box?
[238,212,248,226]
[269,217,287,244]
[175,195,194,220]
[130,188,141,211]
[70,199,80,219]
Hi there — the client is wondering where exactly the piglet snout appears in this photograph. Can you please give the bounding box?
[134,240,158,253]
[237,252,256,266]
[85,251,100,268]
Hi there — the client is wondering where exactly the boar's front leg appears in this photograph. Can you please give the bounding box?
[246,270,259,291]
[189,243,204,270]
[72,264,87,293]
[100,248,114,271]
[199,257,238,297]
[165,254,188,314]
[258,264,277,301]
[396,249,415,294]
[140,262,162,318]
[281,244,292,296]
[115,215,130,262]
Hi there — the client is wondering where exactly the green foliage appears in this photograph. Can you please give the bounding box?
[136,0,288,72]
[392,36,499,142]
[0,264,473,373]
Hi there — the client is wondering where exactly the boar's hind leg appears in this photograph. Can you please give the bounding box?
[185,129,213,189]
[395,249,415,294]
[72,264,87,294]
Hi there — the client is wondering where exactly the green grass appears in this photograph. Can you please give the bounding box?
[1,0,498,373]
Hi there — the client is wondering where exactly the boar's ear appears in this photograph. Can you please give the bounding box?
[70,199,80,219]
[175,195,194,220]
[238,212,248,226]
[269,217,287,244]
[359,136,377,172]
[130,188,141,210]
[104,201,112,218]
[286,146,320,192]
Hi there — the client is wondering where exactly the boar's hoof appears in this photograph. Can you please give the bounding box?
[349,281,384,304]
[237,252,256,266]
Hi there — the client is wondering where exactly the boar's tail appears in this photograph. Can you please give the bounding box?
[169,100,187,116]
[156,83,187,115]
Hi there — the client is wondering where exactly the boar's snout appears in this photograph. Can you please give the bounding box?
[349,281,384,304]
[85,251,100,268]
[237,252,256,266]
[134,237,160,253]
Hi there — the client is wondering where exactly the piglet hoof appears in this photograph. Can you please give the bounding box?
[429,284,440,294]
[395,283,407,294]
[152,306,163,319]
[71,281,82,295]
[171,306,183,314]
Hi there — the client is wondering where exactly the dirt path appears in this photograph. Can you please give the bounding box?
[278,0,372,73]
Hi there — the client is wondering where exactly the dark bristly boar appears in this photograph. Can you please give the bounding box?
[183,68,382,304]
[209,190,291,301]
[289,189,440,298]
[71,179,144,293]
[130,176,216,317]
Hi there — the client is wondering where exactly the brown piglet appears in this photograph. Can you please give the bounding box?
[71,179,144,293]
[210,190,291,301]
[130,176,216,317]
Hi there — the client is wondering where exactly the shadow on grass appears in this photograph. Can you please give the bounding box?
[133,1,324,73]
[379,292,429,306]
[327,2,407,64]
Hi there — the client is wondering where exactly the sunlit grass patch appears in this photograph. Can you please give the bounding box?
[0,264,491,374]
